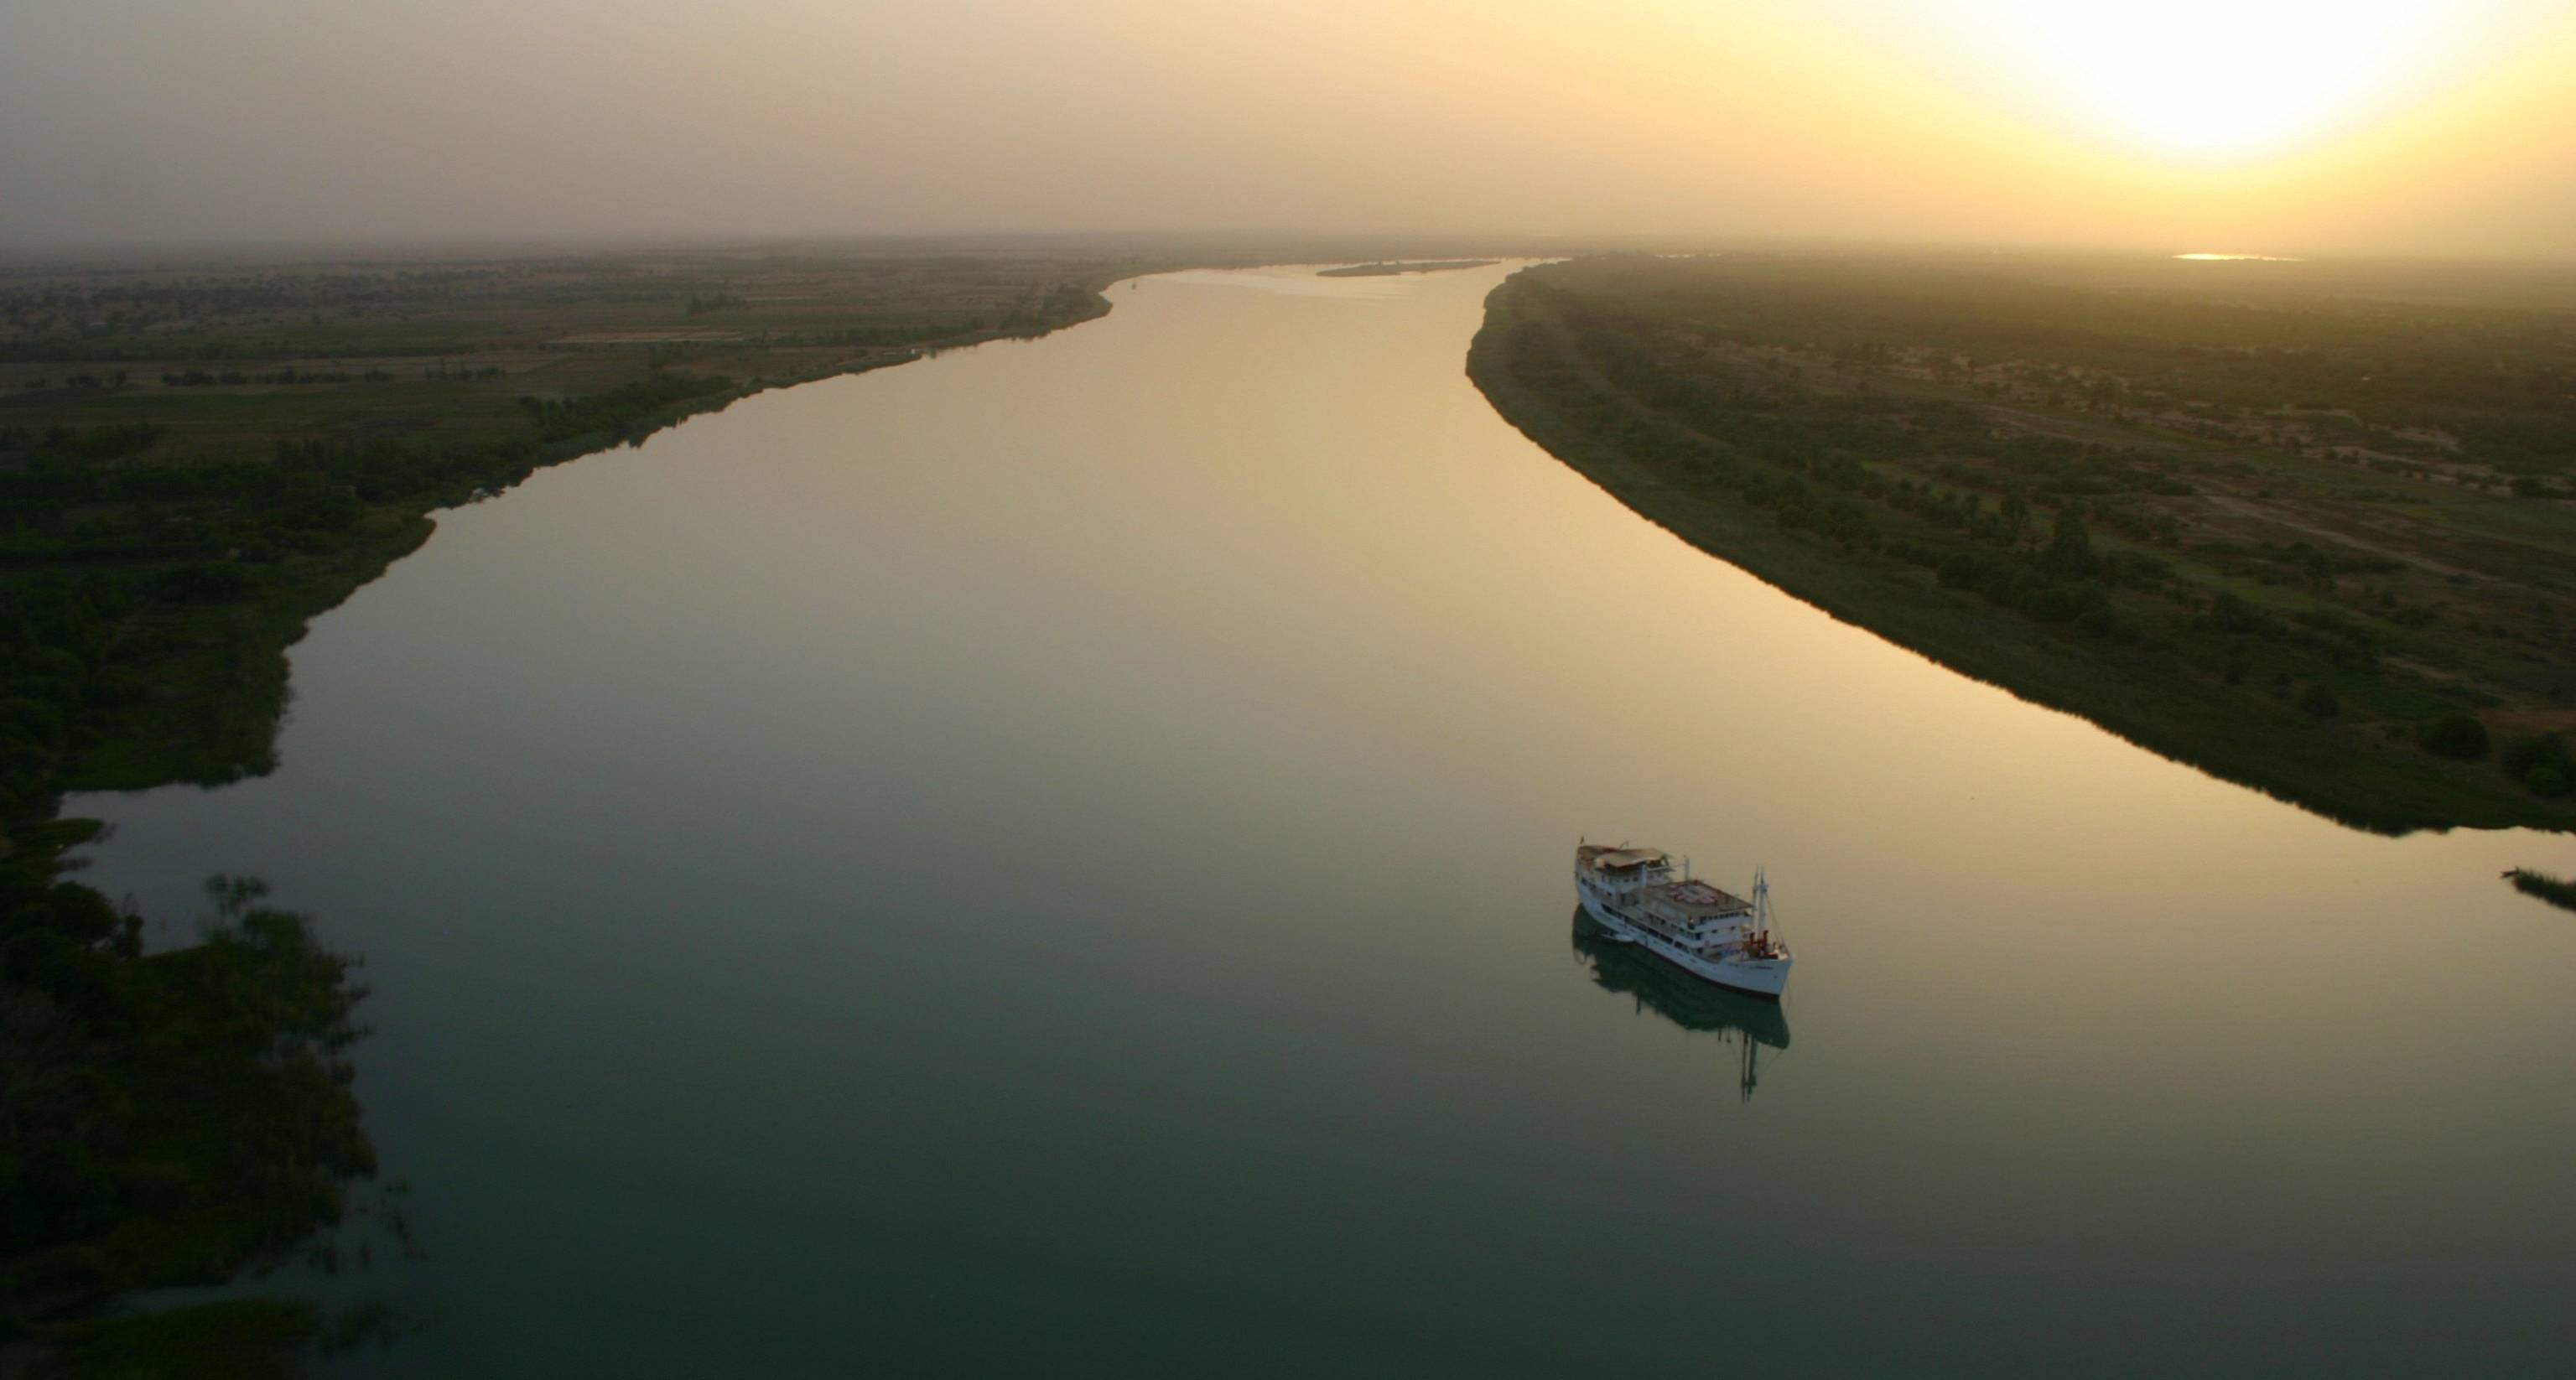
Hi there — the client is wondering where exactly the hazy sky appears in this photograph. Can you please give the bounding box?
[4,0,2572,256]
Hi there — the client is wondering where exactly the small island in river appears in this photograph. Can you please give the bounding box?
[1317,259,1498,278]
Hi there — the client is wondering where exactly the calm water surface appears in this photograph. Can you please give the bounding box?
[75,265,2576,1376]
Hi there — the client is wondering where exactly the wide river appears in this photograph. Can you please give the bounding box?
[75,264,2576,1376]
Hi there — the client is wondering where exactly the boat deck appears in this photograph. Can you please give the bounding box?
[1649,879,1753,917]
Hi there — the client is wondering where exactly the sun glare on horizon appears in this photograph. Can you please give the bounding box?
[1983,0,2461,158]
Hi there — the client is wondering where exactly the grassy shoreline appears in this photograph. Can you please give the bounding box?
[1465,258,2576,834]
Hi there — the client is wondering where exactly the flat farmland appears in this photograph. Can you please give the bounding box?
[0,246,1187,812]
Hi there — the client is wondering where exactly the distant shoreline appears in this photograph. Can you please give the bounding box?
[1317,259,1498,278]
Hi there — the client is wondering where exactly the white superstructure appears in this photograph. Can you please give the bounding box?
[1574,843,1793,999]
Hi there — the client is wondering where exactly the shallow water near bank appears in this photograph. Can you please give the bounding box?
[72,263,2576,1376]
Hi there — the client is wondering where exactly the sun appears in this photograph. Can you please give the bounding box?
[1988,0,2453,158]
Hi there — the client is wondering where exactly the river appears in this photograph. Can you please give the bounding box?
[72,264,2576,1376]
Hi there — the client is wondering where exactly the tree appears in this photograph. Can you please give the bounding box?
[2297,682,2340,719]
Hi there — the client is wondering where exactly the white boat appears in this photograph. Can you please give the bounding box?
[1575,842,1792,999]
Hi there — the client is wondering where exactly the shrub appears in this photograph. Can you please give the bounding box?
[1937,553,1987,590]
[2024,584,2090,624]
[2417,713,2490,761]
[143,563,255,604]
[2501,734,2573,796]
[2297,683,2340,719]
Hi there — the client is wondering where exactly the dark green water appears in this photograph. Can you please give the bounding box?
[74,265,2576,1376]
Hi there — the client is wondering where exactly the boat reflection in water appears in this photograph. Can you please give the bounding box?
[1571,909,1791,1102]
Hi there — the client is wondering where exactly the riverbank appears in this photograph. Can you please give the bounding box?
[2,252,1172,803]
[0,249,1171,1374]
[49,257,2576,1379]
[1466,257,2576,833]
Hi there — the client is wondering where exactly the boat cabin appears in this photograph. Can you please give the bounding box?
[1576,843,1673,896]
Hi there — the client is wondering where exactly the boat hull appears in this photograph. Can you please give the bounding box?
[1577,889,1790,999]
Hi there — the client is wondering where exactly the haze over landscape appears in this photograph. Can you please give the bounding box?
[8,3,2576,1376]
[5,0,2574,256]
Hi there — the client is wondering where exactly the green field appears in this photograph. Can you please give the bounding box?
[0,252,1167,472]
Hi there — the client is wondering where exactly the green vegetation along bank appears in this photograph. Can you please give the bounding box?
[0,246,1175,1374]
[2,863,369,1377]
[0,249,1168,799]
[1468,255,2576,833]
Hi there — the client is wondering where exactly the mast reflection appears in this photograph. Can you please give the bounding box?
[1571,908,1790,1102]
